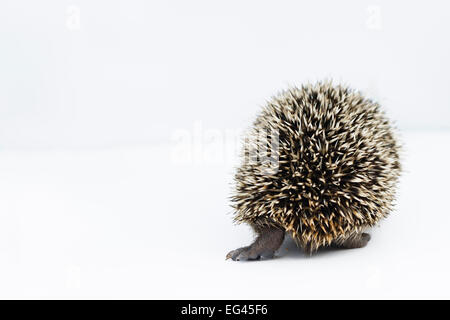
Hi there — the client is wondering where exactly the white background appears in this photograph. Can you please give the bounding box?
[0,0,449,299]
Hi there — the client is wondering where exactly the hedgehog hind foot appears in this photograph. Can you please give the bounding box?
[334,233,371,249]
[226,225,285,261]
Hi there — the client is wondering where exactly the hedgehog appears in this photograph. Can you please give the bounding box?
[226,81,401,261]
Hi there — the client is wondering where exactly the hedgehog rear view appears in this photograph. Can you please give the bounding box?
[227,82,401,261]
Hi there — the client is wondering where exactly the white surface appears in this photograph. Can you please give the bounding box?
[1,0,450,149]
[1,0,449,299]
[0,130,449,299]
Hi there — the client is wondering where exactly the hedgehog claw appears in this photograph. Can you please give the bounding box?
[227,224,284,261]
[226,247,275,261]
[235,249,262,261]
[226,247,249,260]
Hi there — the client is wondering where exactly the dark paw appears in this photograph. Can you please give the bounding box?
[226,246,249,261]
[226,247,275,261]
[360,233,371,247]
[340,232,371,249]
